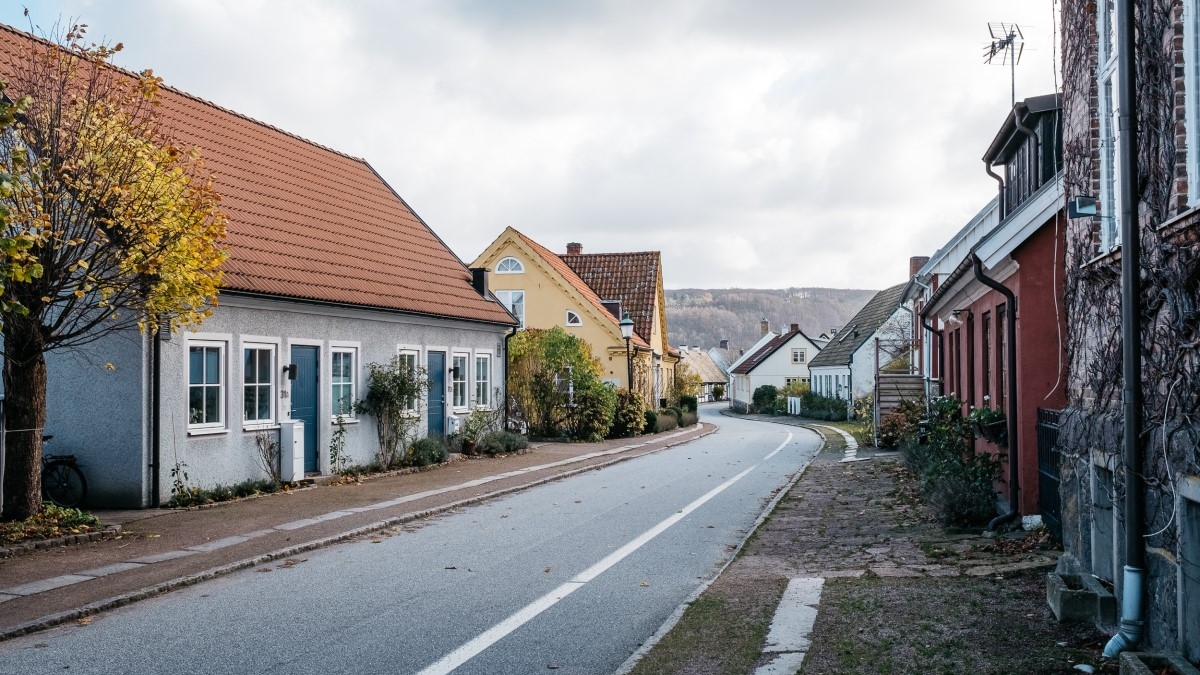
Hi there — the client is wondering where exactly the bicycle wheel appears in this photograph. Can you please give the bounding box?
[43,460,87,508]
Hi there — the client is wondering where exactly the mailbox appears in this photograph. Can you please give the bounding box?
[278,419,305,482]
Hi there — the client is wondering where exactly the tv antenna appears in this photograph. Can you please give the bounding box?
[984,22,1024,108]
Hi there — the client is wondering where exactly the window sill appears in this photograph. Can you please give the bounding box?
[188,427,229,437]
[1083,244,1121,268]
[242,423,280,433]
[330,417,359,425]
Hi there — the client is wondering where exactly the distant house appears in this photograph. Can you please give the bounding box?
[723,321,782,407]
[0,24,520,508]
[471,230,678,406]
[728,324,822,412]
[677,347,728,402]
[806,283,910,407]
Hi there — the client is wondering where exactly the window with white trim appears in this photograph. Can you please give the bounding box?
[398,349,419,412]
[1097,0,1122,251]
[475,354,491,407]
[496,257,524,274]
[243,344,276,425]
[189,341,226,429]
[451,354,469,409]
[791,348,806,364]
[331,348,356,418]
[496,290,525,328]
[565,310,582,326]
[1185,0,1200,205]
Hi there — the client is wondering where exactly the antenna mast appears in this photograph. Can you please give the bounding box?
[984,23,1024,107]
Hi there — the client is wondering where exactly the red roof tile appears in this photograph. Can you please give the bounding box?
[510,230,650,349]
[559,251,661,344]
[0,24,516,326]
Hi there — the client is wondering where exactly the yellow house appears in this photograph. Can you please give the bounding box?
[471,227,678,406]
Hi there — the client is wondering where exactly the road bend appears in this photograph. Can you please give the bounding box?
[1,410,821,675]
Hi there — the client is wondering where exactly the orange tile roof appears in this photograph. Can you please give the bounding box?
[560,251,661,344]
[0,24,516,326]
[510,229,650,349]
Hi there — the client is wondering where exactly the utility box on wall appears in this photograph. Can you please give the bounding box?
[278,420,305,483]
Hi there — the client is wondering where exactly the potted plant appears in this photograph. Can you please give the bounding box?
[967,404,1007,446]
[459,407,497,455]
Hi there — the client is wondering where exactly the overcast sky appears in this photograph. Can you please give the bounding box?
[3,1,1061,291]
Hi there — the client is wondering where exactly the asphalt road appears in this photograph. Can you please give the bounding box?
[1,410,821,675]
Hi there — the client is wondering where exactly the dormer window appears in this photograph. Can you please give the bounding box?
[496,257,524,274]
[565,310,582,326]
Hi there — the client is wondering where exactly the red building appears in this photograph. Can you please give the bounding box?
[908,94,1067,528]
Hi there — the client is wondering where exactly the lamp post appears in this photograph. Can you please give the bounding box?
[619,312,635,393]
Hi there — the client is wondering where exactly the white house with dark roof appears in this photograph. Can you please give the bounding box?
[0,24,519,507]
[807,283,910,404]
[728,324,822,411]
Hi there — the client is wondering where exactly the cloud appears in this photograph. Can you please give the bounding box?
[5,0,1061,290]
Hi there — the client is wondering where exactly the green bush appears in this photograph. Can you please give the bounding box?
[751,385,778,413]
[563,382,617,441]
[712,384,725,401]
[167,477,281,508]
[478,430,530,455]
[798,391,848,420]
[409,436,448,467]
[655,409,679,432]
[609,388,646,439]
[678,395,698,413]
[643,409,658,433]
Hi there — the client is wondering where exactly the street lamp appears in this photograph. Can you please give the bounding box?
[619,312,635,392]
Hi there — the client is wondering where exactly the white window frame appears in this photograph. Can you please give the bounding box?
[242,341,277,429]
[1097,0,1122,251]
[330,345,358,421]
[397,346,421,413]
[187,338,228,433]
[475,352,492,408]
[1185,0,1200,205]
[565,309,583,326]
[496,290,525,328]
[451,352,469,410]
[791,348,806,364]
[496,256,524,274]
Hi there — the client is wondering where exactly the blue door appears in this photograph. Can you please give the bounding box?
[290,345,320,472]
[427,351,446,437]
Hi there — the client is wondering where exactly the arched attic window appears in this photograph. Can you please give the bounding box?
[496,257,524,274]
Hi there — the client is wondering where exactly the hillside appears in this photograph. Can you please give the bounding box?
[666,287,880,353]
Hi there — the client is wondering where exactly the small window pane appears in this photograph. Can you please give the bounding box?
[205,387,219,423]
[205,348,220,384]
[190,348,203,384]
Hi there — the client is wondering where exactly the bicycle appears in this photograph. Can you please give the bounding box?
[41,435,88,509]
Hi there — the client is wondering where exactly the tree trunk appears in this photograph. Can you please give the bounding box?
[2,321,47,521]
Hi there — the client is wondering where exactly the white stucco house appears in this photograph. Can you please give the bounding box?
[728,324,822,411]
[806,283,910,404]
[19,23,519,508]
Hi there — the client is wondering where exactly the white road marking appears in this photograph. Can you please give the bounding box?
[755,577,825,674]
[415,432,795,675]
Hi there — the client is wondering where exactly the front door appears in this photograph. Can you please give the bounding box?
[289,345,320,472]
[427,351,446,437]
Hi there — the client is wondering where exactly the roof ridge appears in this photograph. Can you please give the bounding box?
[0,22,367,166]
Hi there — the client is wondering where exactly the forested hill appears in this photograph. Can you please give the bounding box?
[666,287,880,353]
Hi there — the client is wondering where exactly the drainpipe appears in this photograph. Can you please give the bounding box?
[1104,0,1145,656]
[503,326,517,431]
[984,161,1005,217]
[972,255,1020,531]
[151,324,162,506]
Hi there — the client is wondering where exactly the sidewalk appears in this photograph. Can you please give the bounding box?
[0,422,714,640]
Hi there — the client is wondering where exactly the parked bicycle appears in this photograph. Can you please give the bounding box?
[41,435,88,508]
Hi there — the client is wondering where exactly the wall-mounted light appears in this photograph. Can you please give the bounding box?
[450,366,461,379]
[1067,195,1097,219]
[284,364,298,380]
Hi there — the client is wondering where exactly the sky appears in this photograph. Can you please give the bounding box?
[1,1,1062,291]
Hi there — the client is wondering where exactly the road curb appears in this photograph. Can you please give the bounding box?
[614,424,827,675]
[0,423,718,642]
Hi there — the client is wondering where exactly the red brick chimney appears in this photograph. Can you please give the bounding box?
[566,242,582,255]
[790,323,799,333]
[909,256,930,277]
[760,319,770,336]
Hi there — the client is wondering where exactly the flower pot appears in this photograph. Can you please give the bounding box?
[462,439,477,456]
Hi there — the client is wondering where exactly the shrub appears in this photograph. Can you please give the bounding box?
[609,388,645,439]
[680,411,698,427]
[678,395,698,413]
[563,381,617,442]
[478,430,530,455]
[798,391,848,420]
[643,409,658,433]
[751,385,778,413]
[409,436,448,467]
[712,384,725,401]
[655,409,679,432]
[354,355,429,468]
